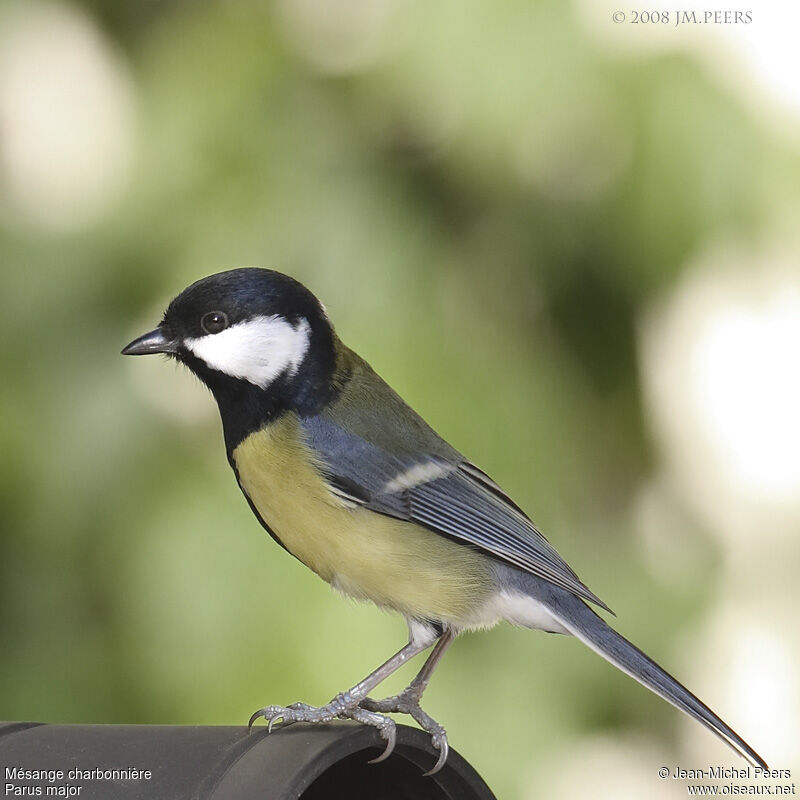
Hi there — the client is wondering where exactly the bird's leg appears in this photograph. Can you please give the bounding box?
[360,628,455,775]
[249,631,434,761]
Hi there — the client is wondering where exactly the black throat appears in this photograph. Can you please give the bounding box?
[176,327,339,456]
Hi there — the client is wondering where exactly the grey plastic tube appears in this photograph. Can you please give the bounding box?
[0,721,496,799]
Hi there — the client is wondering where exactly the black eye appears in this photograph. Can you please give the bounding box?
[201,311,228,335]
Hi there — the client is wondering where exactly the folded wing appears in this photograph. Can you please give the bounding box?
[300,411,610,612]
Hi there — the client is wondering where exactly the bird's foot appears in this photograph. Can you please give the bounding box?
[360,688,449,775]
[248,696,397,763]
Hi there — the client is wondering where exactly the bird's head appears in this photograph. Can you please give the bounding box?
[123,268,337,423]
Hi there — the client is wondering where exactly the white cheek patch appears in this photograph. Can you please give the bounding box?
[185,315,311,389]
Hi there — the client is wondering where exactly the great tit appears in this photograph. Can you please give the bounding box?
[122,267,766,775]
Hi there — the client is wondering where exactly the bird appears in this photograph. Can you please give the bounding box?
[122,267,766,775]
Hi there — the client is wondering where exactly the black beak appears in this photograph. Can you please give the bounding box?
[121,328,177,356]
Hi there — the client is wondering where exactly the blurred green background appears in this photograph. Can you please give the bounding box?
[1,1,798,797]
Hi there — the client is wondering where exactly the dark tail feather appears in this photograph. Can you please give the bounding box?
[532,582,768,769]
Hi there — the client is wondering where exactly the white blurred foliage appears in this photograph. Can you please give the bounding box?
[640,245,800,548]
[679,596,800,768]
[531,736,683,800]
[576,0,800,132]
[640,242,799,774]
[0,1,136,231]
[274,0,399,74]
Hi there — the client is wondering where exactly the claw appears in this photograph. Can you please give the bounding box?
[344,705,397,765]
[423,734,449,776]
[361,689,450,776]
[248,708,264,732]
[367,723,397,764]
[249,706,289,734]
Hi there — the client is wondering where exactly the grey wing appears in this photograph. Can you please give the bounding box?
[300,413,611,613]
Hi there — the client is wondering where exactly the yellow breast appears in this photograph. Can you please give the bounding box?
[232,414,493,624]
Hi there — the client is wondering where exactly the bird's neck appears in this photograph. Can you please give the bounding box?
[183,328,345,455]
[213,376,286,455]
